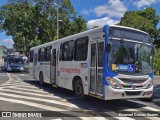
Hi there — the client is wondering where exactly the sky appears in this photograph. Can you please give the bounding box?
[0,0,160,48]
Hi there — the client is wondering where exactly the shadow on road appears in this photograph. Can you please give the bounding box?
[23,79,160,112]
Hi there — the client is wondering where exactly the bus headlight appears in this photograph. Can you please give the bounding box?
[146,80,153,89]
[106,77,121,89]
[20,67,24,71]
[7,66,11,71]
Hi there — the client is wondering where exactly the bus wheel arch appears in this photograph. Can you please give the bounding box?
[72,76,85,100]
[39,71,44,86]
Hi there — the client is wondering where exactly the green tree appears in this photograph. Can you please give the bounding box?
[118,7,160,47]
[153,48,160,74]
[0,0,87,56]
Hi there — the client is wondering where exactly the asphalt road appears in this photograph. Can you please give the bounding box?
[0,71,159,120]
[0,69,9,85]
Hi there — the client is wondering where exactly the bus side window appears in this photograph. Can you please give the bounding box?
[29,51,34,63]
[59,43,63,61]
[74,36,88,61]
[45,46,52,61]
[62,40,74,61]
[38,48,45,62]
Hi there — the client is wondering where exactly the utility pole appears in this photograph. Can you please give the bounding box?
[56,4,59,40]
[54,3,62,40]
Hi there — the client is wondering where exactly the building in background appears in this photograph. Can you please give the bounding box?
[0,46,8,67]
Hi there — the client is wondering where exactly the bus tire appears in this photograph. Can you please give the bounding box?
[39,72,44,86]
[74,79,85,100]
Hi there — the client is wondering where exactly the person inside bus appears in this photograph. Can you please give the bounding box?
[123,48,134,64]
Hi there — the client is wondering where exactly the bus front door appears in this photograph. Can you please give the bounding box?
[90,41,104,96]
[50,49,56,84]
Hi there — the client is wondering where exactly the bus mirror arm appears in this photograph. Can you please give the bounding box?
[106,43,111,53]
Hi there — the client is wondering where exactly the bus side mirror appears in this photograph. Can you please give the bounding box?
[106,43,111,53]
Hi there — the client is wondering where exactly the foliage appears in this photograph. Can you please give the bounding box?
[118,7,160,47]
[0,0,87,56]
[153,48,160,74]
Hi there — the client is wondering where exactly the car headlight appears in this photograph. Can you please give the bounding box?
[146,80,153,89]
[106,77,121,89]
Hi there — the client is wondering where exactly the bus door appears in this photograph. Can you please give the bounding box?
[33,54,38,79]
[90,40,104,96]
[50,49,56,84]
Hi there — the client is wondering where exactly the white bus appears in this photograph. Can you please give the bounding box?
[29,25,154,100]
[4,55,25,72]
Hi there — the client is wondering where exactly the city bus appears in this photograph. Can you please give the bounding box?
[4,54,25,72]
[29,25,154,100]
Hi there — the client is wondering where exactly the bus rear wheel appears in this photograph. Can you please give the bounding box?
[39,72,44,86]
[74,79,85,100]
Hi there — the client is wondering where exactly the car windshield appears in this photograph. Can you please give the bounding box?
[108,39,153,75]
[8,57,24,64]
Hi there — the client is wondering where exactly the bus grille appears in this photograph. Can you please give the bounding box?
[125,91,141,96]
[118,77,148,84]
[10,66,18,68]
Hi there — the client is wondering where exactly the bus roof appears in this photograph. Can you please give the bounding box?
[31,26,103,50]
[30,25,149,50]
[110,25,148,35]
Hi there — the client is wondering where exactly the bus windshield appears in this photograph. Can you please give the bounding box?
[108,39,153,75]
[8,57,24,65]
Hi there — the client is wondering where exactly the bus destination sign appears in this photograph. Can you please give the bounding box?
[109,27,151,43]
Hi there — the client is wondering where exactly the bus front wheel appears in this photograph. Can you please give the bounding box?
[74,79,85,100]
[39,72,44,86]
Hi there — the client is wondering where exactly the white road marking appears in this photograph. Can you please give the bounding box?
[113,117,135,120]
[3,86,50,94]
[6,84,41,89]
[0,96,66,111]
[50,118,63,120]
[0,88,74,100]
[79,117,108,120]
[1,84,40,90]
[121,108,138,111]
[0,92,79,108]
[142,107,160,111]
[2,73,159,120]
[0,83,32,87]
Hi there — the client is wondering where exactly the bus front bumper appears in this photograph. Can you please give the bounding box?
[7,67,24,72]
[104,85,153,100]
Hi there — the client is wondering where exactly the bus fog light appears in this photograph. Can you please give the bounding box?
[106,77,120,89]
[146,91,152,95]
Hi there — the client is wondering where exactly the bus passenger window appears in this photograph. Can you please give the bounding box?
[38,48,45,62]
[74,37,88,61]
[59,43,63,61]
[45,46,52,61]
[98,42,104,67]
[62,40,74,61]
[29,51,34,62]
